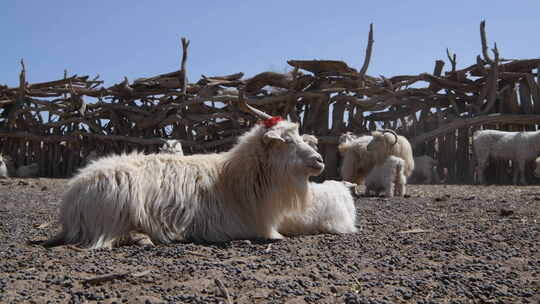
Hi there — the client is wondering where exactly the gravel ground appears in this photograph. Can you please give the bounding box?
[0,178,538,304]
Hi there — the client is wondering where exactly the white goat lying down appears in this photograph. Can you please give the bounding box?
[279,180,359,236]
[44,98,325,249]
[365,156,406,197]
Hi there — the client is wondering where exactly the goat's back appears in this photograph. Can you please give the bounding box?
[390,136,414,177]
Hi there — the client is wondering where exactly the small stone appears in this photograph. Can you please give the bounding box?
[499,209,514,217]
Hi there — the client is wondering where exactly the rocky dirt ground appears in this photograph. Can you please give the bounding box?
[0,178,538,304]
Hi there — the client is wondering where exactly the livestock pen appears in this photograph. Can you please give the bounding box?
[1,22,540,184]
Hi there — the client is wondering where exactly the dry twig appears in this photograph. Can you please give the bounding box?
[214,278,233,304]
[83,270,152,285]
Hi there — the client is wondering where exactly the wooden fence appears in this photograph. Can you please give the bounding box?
[1,22,540,183]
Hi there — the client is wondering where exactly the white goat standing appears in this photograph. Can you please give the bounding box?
[364,156,407,197]
[366,129,414,179]
[159,139,184,155]
[473,129,540,185]
[44,98,325,249]
[338,135,375,185]
[278,180,358,236]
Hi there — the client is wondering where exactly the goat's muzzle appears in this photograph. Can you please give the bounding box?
[307,154,325,174]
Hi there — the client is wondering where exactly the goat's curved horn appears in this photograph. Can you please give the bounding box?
[238,90,272,120]
[382,129,399,145]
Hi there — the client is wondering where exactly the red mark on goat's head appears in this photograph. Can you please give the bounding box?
[258,116,284,128]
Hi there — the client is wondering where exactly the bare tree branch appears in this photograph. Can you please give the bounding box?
[480,20,493,63]
[180,37,190,96]
[359,23,374,78]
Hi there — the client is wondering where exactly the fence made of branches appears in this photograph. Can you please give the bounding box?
[1,22,540,183]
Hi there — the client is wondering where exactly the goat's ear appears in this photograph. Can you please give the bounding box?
[263,130,285,145]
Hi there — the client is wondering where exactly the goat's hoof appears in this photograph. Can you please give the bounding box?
[266,231,285,240]
[130,232,155,247]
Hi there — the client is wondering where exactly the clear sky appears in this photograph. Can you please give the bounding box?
[1,1,539,87]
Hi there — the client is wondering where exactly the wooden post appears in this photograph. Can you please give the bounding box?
[519,78,533,115]
[456,127,469,183]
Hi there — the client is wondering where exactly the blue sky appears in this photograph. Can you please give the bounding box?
[1,1,539,87]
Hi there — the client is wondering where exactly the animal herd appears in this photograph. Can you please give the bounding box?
[1,101,539,249]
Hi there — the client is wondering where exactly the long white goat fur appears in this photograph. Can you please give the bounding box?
[279,180,358,236]
[365,156,406,197]
[45,121,324,249]
[473,129,540,185]
[338,135,374,184]
[302,134,319,151]
[368,130,414,178]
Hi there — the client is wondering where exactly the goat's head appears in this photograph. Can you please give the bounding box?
[339,131,358,144]
[337,136,374,184]
[367,129,398,154]
[238,92,324,177]
[159,140,184,155]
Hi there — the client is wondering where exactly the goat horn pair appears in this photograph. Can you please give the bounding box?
[382,129,399,145]
[237,90,272,120]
